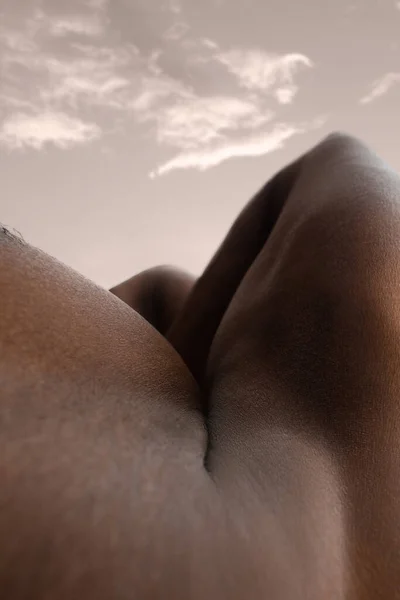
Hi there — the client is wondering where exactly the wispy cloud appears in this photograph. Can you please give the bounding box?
[149,95,273,148]
[86,0,109,9]
[149,118,330,178]
[0,111,101,150]
[202,38,219,51]
[163,21,189,41]
[37,46,134,109]
[360,72,400,104]
[168,0,182,15]
[0,29,37,53]
[130,74,190,114]
[274,85,298,105]
[215,50,313,96]
[150,123,301,177]
[1,6,107,43]
[0,1,114,149]
[144,46,316,175]
[0,0,318,173]
[45,15,105,38]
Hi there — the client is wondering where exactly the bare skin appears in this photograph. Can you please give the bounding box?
[109,266,196,337]
[2,133,400,599]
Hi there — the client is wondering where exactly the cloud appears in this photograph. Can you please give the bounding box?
[274,85,298,105]
[141,47,315,176]
[131,43,315,176]
[0,111,101,150]
[150,122,303,177]
[37,47,133,109]
[153,95,273,149]
[0,29,37,52]
[45,15,105,38]
[0,1,316,171]
[1,7,107,44]
[168,0,182,15]
[360,72,400,104]
[164,21,189,41]
[86,0,108,9]
[150,115,327,177]
[202,38,219,50]
[130,74,192,113]
[0,1,120,149]
[215,50,313,96]
[0,15,136,112]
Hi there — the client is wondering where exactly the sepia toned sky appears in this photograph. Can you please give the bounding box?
[0,0,399,288]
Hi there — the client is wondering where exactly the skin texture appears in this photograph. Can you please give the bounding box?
[2,132,400,598]
[109,266,196,337]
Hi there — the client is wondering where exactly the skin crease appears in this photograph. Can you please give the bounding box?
[2,134,400,599]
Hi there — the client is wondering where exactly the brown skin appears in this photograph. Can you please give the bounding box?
[109,265,196,336]
[1,132,400,599]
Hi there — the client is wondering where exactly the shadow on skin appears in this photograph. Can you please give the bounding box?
[2,133,400,598]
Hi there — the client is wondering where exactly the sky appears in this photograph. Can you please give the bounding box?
[0,0,399,288]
